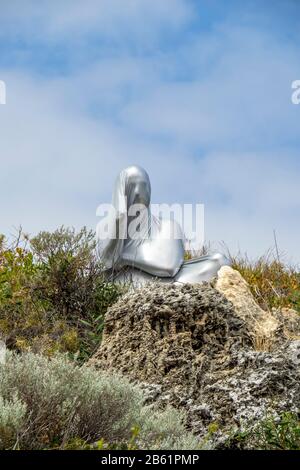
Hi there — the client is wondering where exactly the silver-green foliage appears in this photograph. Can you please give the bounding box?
[0,352,198,450]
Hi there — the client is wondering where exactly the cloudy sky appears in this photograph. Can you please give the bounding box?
[0,0,299,263]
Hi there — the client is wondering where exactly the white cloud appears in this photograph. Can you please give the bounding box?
[0,1,299,265]
[119,26,300,149]
[0,0,192,44]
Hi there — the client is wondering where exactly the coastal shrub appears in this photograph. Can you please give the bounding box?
[137,406,199,450]
[250,412,300,450]
[223,412,300,450]
[0,394,27,449]
[0,228,122,359]
[0,352,198,450]
[30,227,102,319]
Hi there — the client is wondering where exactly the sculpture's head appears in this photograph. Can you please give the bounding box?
[121,165,151,209]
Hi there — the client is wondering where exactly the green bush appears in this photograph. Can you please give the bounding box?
[137,406,199,450]
[0,228,122,359]
[0,394,27,449]
[222,412,300,450]
[31,227,102,319]
[249,412,300,450]
[0,352,198,450]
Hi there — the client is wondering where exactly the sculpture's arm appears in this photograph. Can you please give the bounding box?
[120,219,185,278]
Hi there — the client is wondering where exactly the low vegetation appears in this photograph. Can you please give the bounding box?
[230,252,300,314]
[0,227,299,450]
[0,227,122,360]
[0,352,198,450]
[186,243,300,314]
[222,412,300,450]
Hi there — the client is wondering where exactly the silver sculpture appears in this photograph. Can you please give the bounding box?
[101,165,230,285]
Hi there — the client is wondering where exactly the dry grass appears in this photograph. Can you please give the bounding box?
[229,251,300,314]
[187,242,300,351]
[186,241,300,315]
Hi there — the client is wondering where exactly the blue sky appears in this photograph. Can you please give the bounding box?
[0,0,299,263]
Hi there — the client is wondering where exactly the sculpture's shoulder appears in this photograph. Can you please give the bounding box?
[158,217,184,241]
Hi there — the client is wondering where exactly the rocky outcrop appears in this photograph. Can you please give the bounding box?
[217,266,287,350]
[90,268,300,446]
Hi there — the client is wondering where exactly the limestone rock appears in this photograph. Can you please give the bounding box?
[89,282,248,385]
[90,274,300,446]
[216,266,279,350]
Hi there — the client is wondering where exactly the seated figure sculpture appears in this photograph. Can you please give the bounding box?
[101,165,230,285]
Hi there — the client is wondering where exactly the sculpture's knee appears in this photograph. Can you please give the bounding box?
[211,252,231,268]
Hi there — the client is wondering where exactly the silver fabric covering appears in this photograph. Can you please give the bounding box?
[101,165,230,284]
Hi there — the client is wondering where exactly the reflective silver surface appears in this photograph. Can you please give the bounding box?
[101,165,230,284]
